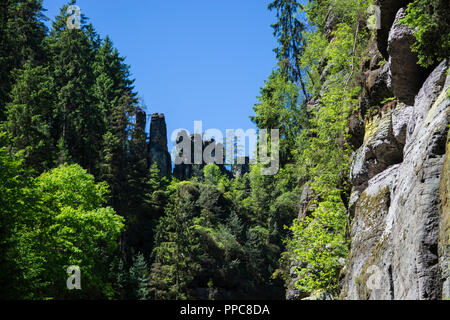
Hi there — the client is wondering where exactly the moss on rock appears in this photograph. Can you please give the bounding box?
[439,130,450,298]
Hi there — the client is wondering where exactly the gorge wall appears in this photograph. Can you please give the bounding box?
[339,5,449,299]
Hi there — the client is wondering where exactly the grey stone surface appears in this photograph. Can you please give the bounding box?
[366,62,392,107]
[374,0,410,59]
[387,8,425,105]
[341,60,449,299]
[439,131,450,299]
[297,184,316,221]
[349,103,412,190]
[324,7,338,40]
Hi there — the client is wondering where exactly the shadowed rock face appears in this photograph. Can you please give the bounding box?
[148,113,171,176]
[387,8,426,105]
[341,60,449,300]
[350,102,412,190]
[173,132,200,181]
[173,132,228,181]
[374,0,411,59]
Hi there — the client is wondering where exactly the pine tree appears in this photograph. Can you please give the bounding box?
[150,189,201,299]
[129,253,149,300]
[99,92,134,211]
[123,106,151,257]
[146,162,170,222]
[93,36,135,116]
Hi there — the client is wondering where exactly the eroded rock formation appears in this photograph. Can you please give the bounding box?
[374,0,410,59]
[387,8,426,105]
[173,132,228,180]
[341,59,449,300]
[148,113,171,176]
[337,1,450,299]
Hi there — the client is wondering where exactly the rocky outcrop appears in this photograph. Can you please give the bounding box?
[341,60,449,300]
[324,7,338,40]
[348,112,365,149]
[148,113,171,176]
[387,8,425,105]
[173,132,228,181]
[173,132,198,180]
[350,102,412,190]
[374,0,410,59]
[362,62,392,109]
[135,109,146,132]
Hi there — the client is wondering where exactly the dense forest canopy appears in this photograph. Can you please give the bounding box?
[0,0,447,300]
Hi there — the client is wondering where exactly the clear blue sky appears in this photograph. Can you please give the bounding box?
[42,0,278,149]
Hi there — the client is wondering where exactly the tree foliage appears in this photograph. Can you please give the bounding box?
[268,0,308,98]
[401,0,450,67]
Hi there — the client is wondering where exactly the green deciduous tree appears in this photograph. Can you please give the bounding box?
[30,164,124,299]
[251,70,304,166]
[0,132,39,299]
[150,182,201,299]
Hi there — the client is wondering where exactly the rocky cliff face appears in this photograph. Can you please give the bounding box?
[340,5,449,299]
[341,60,449,300]
[439,130,450,299]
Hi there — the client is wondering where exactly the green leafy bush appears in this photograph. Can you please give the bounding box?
[401,0,450,67]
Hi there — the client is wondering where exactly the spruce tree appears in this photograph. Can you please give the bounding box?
[6,64,55,172]
[129,253,149,300]
[0,0,47,120]
[47,2,101,173]
[99,93,133,210]
[268,0,308,99]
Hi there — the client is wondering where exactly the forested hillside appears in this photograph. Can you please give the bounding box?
[0,0,448,300]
